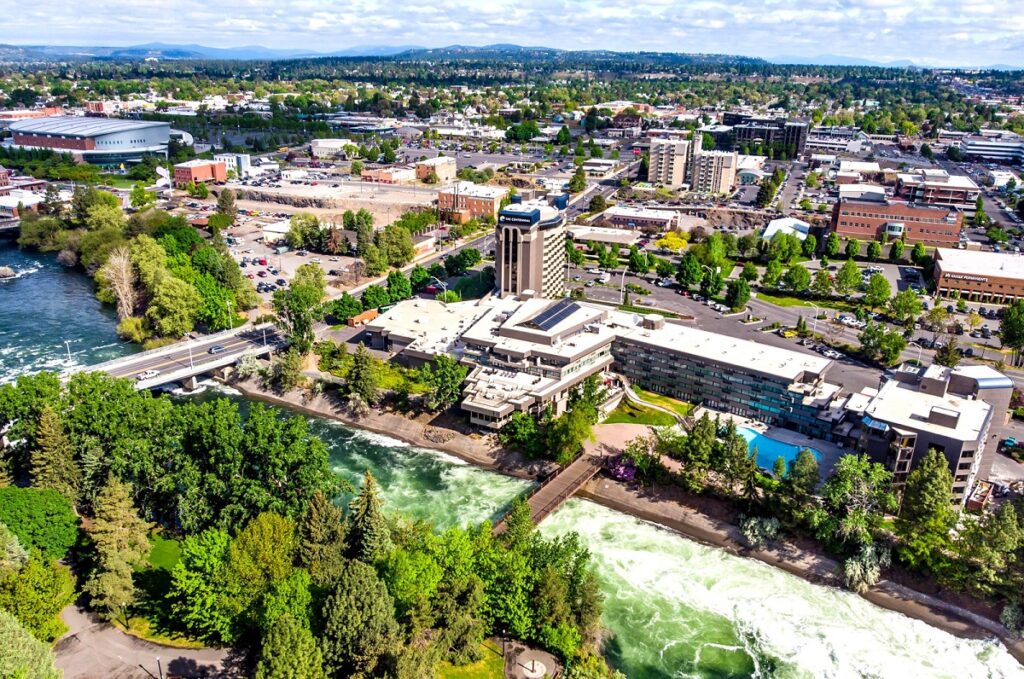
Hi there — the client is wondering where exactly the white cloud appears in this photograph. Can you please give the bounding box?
[0,0,1020,67]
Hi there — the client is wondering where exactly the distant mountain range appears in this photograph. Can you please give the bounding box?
[0,42,1019,69]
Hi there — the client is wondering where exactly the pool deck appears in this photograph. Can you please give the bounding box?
[692,407,847,477]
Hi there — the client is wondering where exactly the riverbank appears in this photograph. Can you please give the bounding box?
[225,376,1024,666]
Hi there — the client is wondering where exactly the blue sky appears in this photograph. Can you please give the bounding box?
[5,0,1023,67]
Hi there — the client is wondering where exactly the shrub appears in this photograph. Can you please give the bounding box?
[0,487,78,561]
[739,515,780,548]
[842,543,891,593]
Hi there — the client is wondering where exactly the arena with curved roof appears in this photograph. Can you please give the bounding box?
[8,116,170,165]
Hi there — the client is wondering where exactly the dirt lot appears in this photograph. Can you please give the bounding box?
[229,181,436,225]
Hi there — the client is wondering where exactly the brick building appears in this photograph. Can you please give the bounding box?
[831,198,962,246]
[438,181,508,223]
[173,160,227,188]
[934,248,1024,304]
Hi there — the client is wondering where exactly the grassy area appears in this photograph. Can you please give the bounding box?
[148,533,182,570]
[316,341,430,394]
[633,387,694,418]
[437,640,505,679]
[98,174,138,189]
[605,399,676,426]
[755,291,858,313]
[451,270,494,300]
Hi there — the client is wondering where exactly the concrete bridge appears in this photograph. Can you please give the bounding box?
[72,323,285,390]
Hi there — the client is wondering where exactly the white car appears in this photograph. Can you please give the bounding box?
[136,369,160,381]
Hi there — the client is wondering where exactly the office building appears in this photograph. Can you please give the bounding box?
[8,116,170,165]
[581,158,618,178]
[649,137,700,188]
[309,138,351,159]
[831,198,963,246]
[438,181,509,223]
[960,133,1024,164]
[851,363,1011,504]
[495,200,566,299]
[934,248,1024,304]
[721,113,808,156]
[692,151,738,194]
[213,153,251,179]
[415,156,457,183]
[895,169,980,211]
[173,159,227,188]
[595,205,676,231]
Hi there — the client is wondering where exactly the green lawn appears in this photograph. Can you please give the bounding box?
[148,533,182,571]
[755,291,858,313]
[437,640,505,679]
[99,174,138,189]
[633,387,693,418]
[605,400,675,426]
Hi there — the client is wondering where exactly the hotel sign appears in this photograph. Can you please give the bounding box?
[946,273,988,283]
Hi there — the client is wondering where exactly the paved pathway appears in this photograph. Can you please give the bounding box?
[55,605,233,679]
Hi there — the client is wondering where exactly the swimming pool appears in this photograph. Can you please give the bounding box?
[738,427,822,471]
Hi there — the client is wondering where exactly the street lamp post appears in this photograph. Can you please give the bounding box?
[63,339,72,364]
[185,334,194,370]
[808,302,821,335]
[907,341,924,366]
[619,266,628,304]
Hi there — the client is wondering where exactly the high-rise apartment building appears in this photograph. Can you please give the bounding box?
[649,137,701,188]
[496,200,566,299]
[692,151,738,194]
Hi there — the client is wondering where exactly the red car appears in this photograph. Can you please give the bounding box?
[424,284,439,294]
[257,271,268,278]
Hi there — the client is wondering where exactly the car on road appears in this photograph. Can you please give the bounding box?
[137,369,160,381]
[257,271,268,277]
[585,281,595,287]
[208,345,226,355]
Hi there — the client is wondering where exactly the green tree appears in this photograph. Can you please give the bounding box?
[845,239,859,259]
[627,246,650,274]
[299,490,348,588]
[811,269,833,298]
[889,288,923,324]
[169,529,235,643]
[676,252,703,288]
[0,487,78,561]
[889,239,905,261]
[834,259,861,295]
[864,273,891,308]
[328,292,363,324]
[147,276,200,337]
[385,270,412,303]
[725,279,751,311]
[0,608,61,679]
[409,264,430,291]
[867,241,882,261]
[814,454,896,550]
[0,552,74,642]
[801,234,817,258]
[30,405,80,505]
[224,512,298,629]
[740,261,758,282]
[84,475,153,622]
[347,470,392,564]
[420,355,469,412]
[1001,299,1024,366]
[256,613,327,679]
[911,242,927,265]
[216,189,238,220]
[825,232,840,257]
[273,282,323,355]
[129,183,156,209]
[761,258,783,288]
[0,521,28,577]
[567,167,586,193]
[346,345,379,404]
[292,263,327,298]
[320,559,399,678]
[783,264,811,293]
[360,284,391,310]
[934,339,961,368]
[896,448,954,571]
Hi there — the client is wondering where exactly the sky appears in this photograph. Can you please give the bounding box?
[4,0,1024,67]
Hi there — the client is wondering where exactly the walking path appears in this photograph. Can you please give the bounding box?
[55,605,231,679]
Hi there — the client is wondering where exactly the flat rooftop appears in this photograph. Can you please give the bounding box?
[937,248,1024,282]
[9,116,168,137]
[863,379,991,443]
[441,181,508,199]
[602,204,676,221]
[568,225,641,246]
[838,160,881,174]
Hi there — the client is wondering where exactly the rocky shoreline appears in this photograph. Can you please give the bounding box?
[225,376,1024,665]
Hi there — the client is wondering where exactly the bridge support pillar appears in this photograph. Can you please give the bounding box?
[182,376,200,392]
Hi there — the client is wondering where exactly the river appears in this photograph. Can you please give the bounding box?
[2,243,1022,678]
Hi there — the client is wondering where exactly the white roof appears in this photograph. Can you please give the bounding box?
[9,116,167,137]
[175,159,222,168]
[864,379,990,443]
[602,205,675,222]
[937,248,1024,282]
[416,155,456,167]
[441,181,507,199]
[736,154,766,171]
[839,183,887,201]
[838,160,881,174]
[762,217,810,241]
[897,170,979,190]
[568,225,642,246]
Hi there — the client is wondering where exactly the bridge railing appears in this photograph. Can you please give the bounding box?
[74,323,277,375]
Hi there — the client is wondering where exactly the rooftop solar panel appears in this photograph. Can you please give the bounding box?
[522,298,580,331]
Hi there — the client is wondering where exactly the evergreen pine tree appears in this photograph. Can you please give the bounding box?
[346,471,392,564]
[299,490,348,587]
[501,495,534,549]
[896,448,954,570]
[255,613,327,679]
[31,405,81,505]
[84,475,153,622]
[347,345,379,404]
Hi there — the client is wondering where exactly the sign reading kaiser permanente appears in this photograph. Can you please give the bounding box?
[945,273,988,283]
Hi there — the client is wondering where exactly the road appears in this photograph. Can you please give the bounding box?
[102,327,284,383]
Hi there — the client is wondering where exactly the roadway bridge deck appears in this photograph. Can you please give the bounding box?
[493,452,604,534]
[70,324,284,389]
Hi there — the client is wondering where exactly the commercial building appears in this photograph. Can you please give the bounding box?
[438,181,509,223]
[8,116,170,165]
[0,107,64,127]
[959,132,1024,164]
[581,158,618,178]
[649,137,700,188]
[567,225,642,249]
[761,217,810,242]
[831,198,963,246]
[173,159,227,188]
[309,138,351,159]
[495,200,566,299]
[721,113,808,156]
[0,189,45,219]
[850,363,1010,504]
[895,169,980,210]
[692,151,738,194]
[361,166,416,184]
[213,153,251,179]
[989,170,1019,189]
[934,248,1024,304]
[595,205,676,231]
[414,156,457,183]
